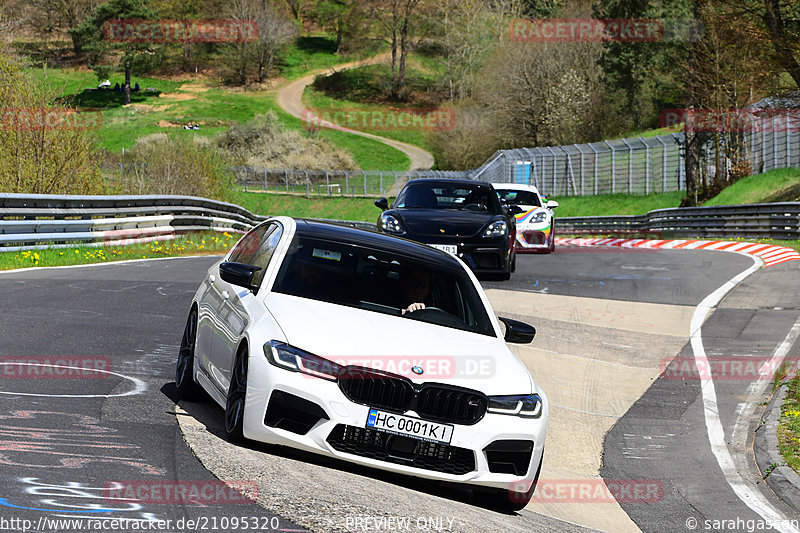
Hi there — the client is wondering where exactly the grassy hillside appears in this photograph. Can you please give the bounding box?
[704,168,800,205]
[21,36,410,170]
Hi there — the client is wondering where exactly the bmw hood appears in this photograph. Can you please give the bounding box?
[264,292,535,396]
[391,209,497,239]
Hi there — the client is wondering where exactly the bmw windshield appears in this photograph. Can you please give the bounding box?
[272,235,495,337]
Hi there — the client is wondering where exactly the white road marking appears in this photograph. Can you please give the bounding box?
[0,363,147,398]
[691,253,800,532]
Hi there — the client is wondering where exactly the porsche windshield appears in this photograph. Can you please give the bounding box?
[395,183,502,214]
[495,190,542,207]
[272,236,495,337]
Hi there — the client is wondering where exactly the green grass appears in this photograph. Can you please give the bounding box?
[0,232,238,271]
[705,168,800,206]
[229,191,387,222]
[613,124,683,140]
[22,63,411,169]
[552,191,685,217]
[264,93,410,171]
[777,372,800,474]
[277,36,387,81]
[304,61,445,153]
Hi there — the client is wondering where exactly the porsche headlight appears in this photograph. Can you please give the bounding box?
[379,213,406,235]
[487,394,543,417]
[530,212,547,224]
[482,220,508,238]
[264,341,341,381]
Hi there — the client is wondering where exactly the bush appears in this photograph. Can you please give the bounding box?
[120,134,233,200]
[218,111,358,171]
[0,51,105,194]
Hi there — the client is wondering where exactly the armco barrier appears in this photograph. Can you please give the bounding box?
[0,193,264,252]
[558,202,800,240]
[0,194,376,252]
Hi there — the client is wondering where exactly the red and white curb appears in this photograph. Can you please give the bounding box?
[555,237,800,268]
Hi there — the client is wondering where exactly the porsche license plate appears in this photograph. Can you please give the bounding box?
[366,409,453,444]
[429,244,457,255]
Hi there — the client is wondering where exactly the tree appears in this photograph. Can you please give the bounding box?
[222,0,297,85]
[595,0,694,131]
[26,0,101,53]
[70,0,162,104]
[0,51,104,194]
[371,0,427,100]
[311,0,360,53]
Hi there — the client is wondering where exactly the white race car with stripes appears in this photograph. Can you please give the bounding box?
[493,184,558,254]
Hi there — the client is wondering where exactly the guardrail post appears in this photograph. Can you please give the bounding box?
[362,170,367,197]
[345,171,350,196]
[284,169,288,193]
[263,168,267,192]
[379,171,384,196]
[244,167,248,192]
[304,170,310,197]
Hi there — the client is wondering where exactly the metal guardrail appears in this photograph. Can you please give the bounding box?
[0,194,378,252]
[0,193,265,251]
[3,193,796,253]
[558,203,800,240]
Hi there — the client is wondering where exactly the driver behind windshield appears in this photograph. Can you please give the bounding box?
[401,267,435,315]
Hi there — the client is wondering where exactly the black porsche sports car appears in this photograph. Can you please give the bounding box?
[375,179,518,280]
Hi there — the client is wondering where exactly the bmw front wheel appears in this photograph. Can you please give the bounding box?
[225,347,248,442]
[176,308,203,401]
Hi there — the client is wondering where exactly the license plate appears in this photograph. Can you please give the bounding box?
[366,409,453,444]
[429,244,457,255]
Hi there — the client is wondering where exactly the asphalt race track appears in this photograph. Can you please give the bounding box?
[0,245,798,533]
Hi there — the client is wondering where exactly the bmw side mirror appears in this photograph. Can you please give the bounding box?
[547,200,559,209]
[498,317,536,344]
[219,262,262,294]
[508,205,524,215]
[375,198,389,211]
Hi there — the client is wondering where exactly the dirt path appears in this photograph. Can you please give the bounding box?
[275,53,435,171]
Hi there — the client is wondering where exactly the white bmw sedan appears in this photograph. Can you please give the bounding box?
[493,183,559,254]
[175,217,547,510]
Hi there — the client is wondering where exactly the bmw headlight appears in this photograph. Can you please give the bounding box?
[379,213,406,235]
[483,220,508,238]
[264,341,341,381]
[487,394,543,417]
